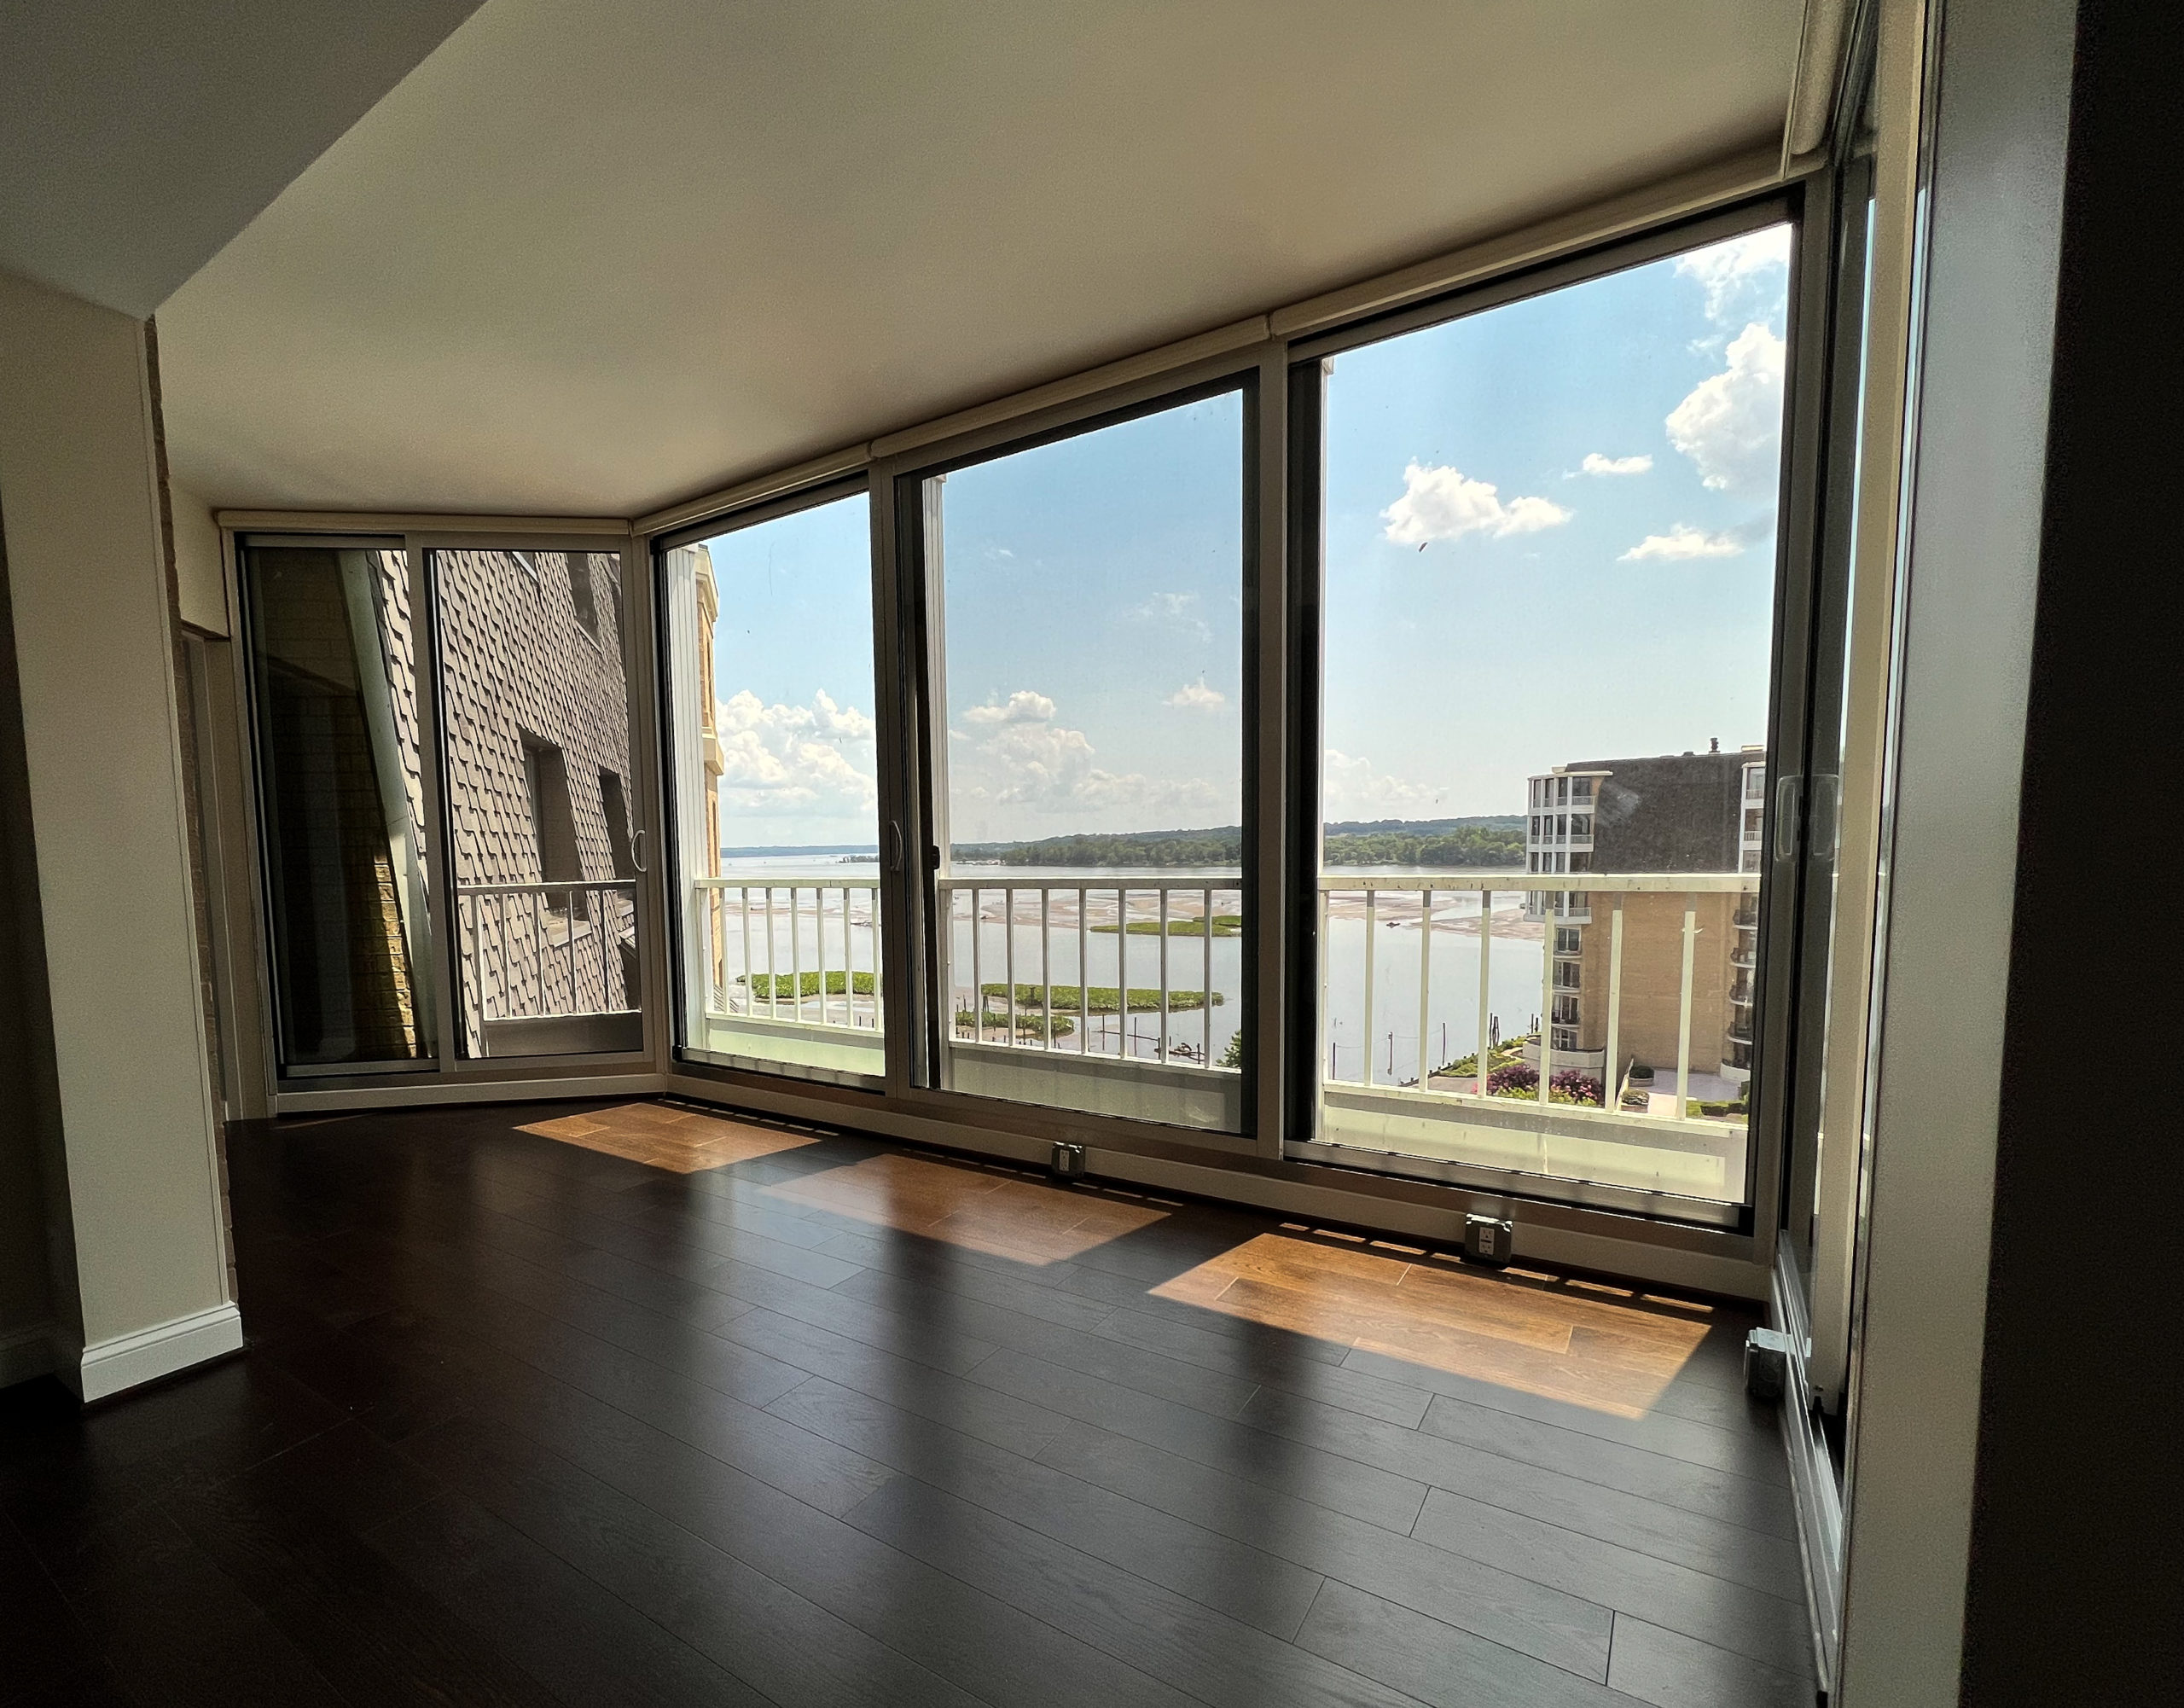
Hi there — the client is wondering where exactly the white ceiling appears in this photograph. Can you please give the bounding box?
[0,2,485,317]
[154,0,1804,520]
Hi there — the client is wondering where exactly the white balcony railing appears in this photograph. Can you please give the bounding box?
[1319,870,1758,1114]
[936,873,1242,1069]
[694,876,884,1031]
[675,865,1763,1200]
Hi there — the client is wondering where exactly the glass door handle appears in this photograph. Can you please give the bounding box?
[1774,775,1804,863]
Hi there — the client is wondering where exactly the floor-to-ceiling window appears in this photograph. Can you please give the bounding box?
[1293,210,1797,1217]
[909,386,1252,1133]
[660,485,886,1085]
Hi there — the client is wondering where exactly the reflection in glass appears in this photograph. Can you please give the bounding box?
[1314,228,1792,1205]
[241,544,433,1068]
[663,494,885,1083]
[431,549,642,1057]
[925,391,1247,1132]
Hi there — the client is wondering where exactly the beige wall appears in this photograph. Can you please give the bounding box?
[0,526,59,1383]
[0,266,237,1396]
[168,478,228,636]
[1575,892,1735,1083]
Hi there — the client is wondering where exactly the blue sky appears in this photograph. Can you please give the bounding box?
[696,224,1790,847]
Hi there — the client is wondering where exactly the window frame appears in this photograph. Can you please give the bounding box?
[877,363,1274,1156]
[220,162,1867,1287]
[417,532,658,1069]
[649,473,891,1093]
[228,522,658,1092]
[1281,189,1823,1235]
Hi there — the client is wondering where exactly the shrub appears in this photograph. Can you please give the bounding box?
[1549,1070,1603,1107]
[1485,1062,1538,1096]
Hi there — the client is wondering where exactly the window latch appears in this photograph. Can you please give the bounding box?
[1774,775,1803,863]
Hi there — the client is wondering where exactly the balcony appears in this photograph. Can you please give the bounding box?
[682,867,1761,1204]
[1316,871,1760,1200]
[938,873,1244,1129]
[692,875,886,1078]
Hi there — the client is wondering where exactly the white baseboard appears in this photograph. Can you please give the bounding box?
[67,1303,244,1403]
[0,1321,57,1388]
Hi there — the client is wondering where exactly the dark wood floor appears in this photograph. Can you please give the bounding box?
[1,1100,1816,1708]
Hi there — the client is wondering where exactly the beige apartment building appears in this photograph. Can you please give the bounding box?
[1526,744,1764,1097]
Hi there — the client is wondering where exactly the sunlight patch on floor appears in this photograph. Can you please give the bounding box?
[762,1150,1168,1264]
[520,1102,819,1172]
[1152,1231,1710,1417]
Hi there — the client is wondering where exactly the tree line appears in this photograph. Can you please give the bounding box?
[954,816,1523,869]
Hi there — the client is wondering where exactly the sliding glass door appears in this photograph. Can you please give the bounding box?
[1296,210,1798,1217]
[428,544,647,1058]
[659,485,886,1085]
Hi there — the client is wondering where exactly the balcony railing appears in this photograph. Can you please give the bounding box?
[936,873,1242,1069]
[694,876,884,1031]
[675,865,1761,1201]
[1318,871,1758,1114]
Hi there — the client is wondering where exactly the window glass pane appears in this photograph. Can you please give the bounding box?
[1315,224,1792,1206]
[431,549,642,1056]
[663,494,884,1083]
[241,543,433,1069]
[926,392,1246,1132]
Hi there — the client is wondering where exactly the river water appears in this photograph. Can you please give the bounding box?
[709,855,1548,1083]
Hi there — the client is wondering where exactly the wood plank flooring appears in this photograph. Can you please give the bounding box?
[0,1099,1816,1708]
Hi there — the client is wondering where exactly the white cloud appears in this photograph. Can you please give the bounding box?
[961,689,1055,728]
[1581,452,1653,477]
[1381,462,1571,546]
[1620,523,1746,562]
[1676,225,1792,326]
[1322,749,1446,818]
[1665,322,1785,492]
[1166,680,1226,712]
[715,688,877,816]
[949,688,1228,834]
